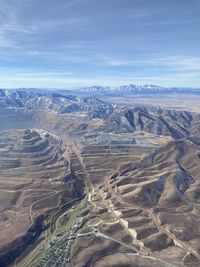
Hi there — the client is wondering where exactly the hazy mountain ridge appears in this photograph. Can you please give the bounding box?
[75,84,200,96]
[1,85,200,98]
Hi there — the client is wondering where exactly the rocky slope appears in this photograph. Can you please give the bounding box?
[101,106,199,139]
[69,138,200,267]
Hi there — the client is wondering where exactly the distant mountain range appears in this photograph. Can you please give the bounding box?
[1,84,199,96]
[73,84,200,96]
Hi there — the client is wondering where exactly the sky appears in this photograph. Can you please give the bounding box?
[0,0,200,89]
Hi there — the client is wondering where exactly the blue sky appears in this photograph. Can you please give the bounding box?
[0,0,200,88]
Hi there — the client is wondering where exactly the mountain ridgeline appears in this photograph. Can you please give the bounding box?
[0,88,199,141]
[101,106,200,139]
[72,84,200,96]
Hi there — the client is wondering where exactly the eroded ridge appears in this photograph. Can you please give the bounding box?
[66,138,200,267]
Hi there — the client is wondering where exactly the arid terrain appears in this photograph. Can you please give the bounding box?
[0,129,84,266]
[101,94,200,113]
[0,88,200,267]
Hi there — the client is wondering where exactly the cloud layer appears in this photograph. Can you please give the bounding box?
[0,0,200,88]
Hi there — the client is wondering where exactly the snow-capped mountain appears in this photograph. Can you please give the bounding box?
[0,89,113,119]
[75,84,200,96]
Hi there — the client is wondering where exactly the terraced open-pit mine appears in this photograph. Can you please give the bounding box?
[0,129,84,267]
[1,89,200,267]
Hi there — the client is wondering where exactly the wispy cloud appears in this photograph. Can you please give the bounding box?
[0,0,36,48]
[107,55,200,72]
[0,0,199,88]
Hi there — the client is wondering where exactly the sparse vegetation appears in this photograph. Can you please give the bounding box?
[0,90,200,266]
